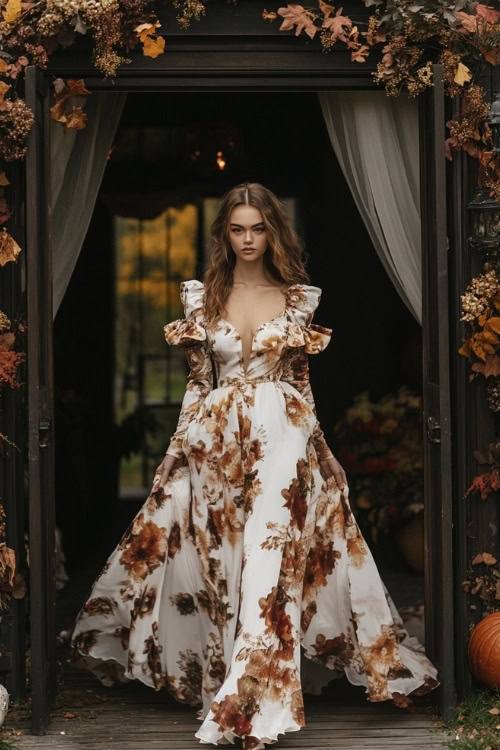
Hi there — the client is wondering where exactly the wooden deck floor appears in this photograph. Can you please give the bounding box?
[5,663,450,750]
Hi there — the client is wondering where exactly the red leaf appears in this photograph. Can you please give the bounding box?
[476,4,500,24]
[465,469,500,500]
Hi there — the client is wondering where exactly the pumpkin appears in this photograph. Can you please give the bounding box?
[468,612,500,688]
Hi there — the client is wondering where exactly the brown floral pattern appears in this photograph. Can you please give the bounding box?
[70,281,438,748]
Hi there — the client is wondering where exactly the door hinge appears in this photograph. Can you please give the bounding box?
[38,385,52,448]
[426,415,441,444]
[39,419,51,448]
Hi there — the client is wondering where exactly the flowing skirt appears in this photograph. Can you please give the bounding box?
[70,381,438,748]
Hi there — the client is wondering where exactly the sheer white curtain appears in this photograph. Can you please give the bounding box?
[318,92,421,323]
[50,92,127,317]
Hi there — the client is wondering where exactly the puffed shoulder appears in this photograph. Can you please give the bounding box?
[286,322,332,354]
[163,280,206,346]
[286,284,323,321]
[285,284,332,353]
[180,279,205,320]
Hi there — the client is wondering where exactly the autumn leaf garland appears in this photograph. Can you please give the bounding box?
[459,270,500,375]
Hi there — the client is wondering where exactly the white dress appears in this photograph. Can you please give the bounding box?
[70,280,439,749]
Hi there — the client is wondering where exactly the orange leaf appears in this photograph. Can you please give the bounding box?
[481,329,499,345]
[484,316,500,334]
[471,340,487,360]
[351,45,369,63]
[278,4,318,39]
[472,552,497,565]
[472,354,500,377]
[0,333,15,350]
[482,49,500,65]
[262,9,277,20]
[491,295,500,310]
[0,231,20,266]
[134,21,161,42]
[0,60,7,74]
[64,106,87,130]
[319,0,334,17]
[454,62,472,86]
[49,96,68,124]
[65,79,91,97]
[2,0,21,24]
[458,338,472,357]
[322,8,352,41]
[0,81,11,105]
[456,10,477,32]
[143,34,165,59]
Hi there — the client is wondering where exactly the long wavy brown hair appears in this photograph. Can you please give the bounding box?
[203,182,309,326]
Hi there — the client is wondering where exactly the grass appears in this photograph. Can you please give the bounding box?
[444,689,500,749]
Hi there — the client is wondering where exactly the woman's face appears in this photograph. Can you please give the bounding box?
[227,204,268,263]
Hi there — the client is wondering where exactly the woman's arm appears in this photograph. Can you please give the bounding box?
[165,343,213,459]
[156,341,213,486]
[281,347,347,489]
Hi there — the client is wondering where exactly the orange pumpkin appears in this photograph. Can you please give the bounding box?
[468,612,500,688]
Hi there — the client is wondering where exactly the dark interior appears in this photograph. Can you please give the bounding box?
[53,92,422,616]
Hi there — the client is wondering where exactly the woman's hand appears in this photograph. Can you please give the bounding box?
[154,453,180,488]
[319,455,347,490]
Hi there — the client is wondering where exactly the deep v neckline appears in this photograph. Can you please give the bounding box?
[219,311,288,376]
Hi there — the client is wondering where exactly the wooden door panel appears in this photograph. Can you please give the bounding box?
[420,64,454,715]
[24,65,56,735]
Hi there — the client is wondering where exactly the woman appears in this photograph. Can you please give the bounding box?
[70,183,438,749]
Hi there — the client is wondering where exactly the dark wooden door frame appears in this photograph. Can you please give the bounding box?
[25,39,457,725]
[420,66,454,716]
[25,66,57,735]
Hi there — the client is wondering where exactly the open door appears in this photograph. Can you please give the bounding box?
[24,65,56,735]
[420,64,454,716]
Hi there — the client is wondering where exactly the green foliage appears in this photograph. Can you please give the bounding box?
[445,689,500,749]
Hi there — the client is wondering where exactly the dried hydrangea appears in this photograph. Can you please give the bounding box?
[0,312,11,333]
[487,379,500,412]
[0,99,35,162]
[173,0,206,29]
[470,269,498,298]
[460,270,499,322]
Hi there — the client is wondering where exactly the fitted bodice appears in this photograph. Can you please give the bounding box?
[209,314,289,385]
[164,280,333,390]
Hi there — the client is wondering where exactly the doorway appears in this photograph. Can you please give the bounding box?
[21,56,452,733]
[53,90,425,678]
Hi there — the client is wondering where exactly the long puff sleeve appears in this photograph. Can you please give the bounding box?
[282,284,334,463]
[163,280,213,459]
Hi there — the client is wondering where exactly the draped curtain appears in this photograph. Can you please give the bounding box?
[50,92,127,317]
[318,92,422,323]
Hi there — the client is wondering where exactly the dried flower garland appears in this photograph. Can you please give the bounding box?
[459,269,500,403]
[461,552,500,615]
[465,440,500,501]
[0,1,497,250]
[264,2,500,199]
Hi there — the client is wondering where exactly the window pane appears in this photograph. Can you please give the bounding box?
[114,204,198,496]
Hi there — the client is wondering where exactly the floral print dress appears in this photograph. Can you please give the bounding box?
[70,280,439,749]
